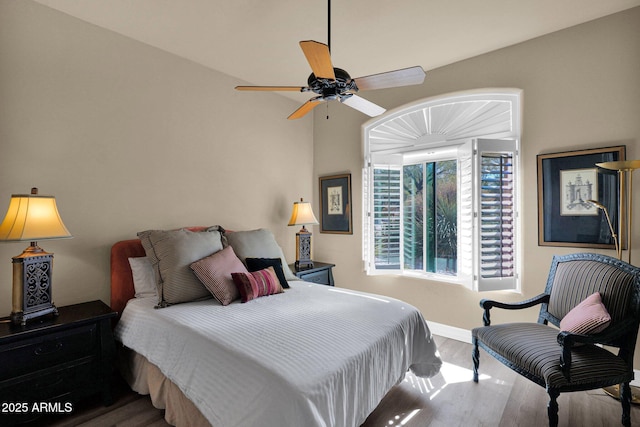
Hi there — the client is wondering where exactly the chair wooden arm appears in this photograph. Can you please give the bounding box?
[479,294,550,326]
[557,318,638,381]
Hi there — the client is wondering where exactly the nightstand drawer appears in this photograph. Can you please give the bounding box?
[4,357,96,401]
[299,270,331,285]
[0,323,97,380]
[290,262,335,286]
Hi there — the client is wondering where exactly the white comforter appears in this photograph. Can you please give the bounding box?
[115,281,441,427]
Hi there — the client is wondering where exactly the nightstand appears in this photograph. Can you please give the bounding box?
[0,300,117,425]
[290,262,335,286]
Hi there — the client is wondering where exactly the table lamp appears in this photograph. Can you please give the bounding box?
[288,198,319,270]
[0,188,72,325]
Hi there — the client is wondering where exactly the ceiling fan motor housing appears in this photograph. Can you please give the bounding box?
[308,67,358,100]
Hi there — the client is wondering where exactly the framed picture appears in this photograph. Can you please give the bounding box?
[537,145,625,248]
[319,173,352,234]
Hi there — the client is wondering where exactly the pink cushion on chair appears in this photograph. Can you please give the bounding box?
[560,292,611,334]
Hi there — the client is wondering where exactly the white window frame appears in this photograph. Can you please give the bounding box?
[362,89,522,291]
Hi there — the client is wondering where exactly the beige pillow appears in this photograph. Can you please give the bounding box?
[138,226,226,306]
[227,228,297,281]
[191,246,248,305]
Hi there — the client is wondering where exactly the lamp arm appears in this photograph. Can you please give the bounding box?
[601,205,621,260]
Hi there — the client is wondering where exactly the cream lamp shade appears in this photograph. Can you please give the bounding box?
[0,192,72,242]
[288,198,318,270]
[0,188,72,326]
[288,199,319,226]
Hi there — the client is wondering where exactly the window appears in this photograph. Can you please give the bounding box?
[362,90,521,291]
[402,160,457,275]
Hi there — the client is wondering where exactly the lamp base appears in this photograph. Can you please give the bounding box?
[11,244,58,326]
[11,304,58,326]
[603,384,640,405]
[295,227,313,271]
[295,260,315,270]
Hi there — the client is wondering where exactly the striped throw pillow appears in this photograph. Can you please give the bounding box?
[560,292,611,334]
[138,227,226,306]
[231,267,283,303]
[190,246,247,305]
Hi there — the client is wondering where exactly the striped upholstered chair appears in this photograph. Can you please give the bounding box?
[472,253,640,427]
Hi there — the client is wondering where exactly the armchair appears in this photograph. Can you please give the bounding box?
[472,253,640,427]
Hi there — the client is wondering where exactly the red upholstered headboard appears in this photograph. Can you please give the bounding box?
[110,226,213,318]
[110,238,146,317]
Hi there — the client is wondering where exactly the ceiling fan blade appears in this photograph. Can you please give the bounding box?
[299,40,335,80]
[353,66,426,91]
[288,99,324,120]
[341,95,386,117]
[235,86,306,92]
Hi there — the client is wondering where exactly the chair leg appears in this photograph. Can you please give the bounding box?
[547,388,559,427]
[620,382,631,427]
[472,337,480,383]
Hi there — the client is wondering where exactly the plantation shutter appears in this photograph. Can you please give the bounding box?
[372,166,402,270]
[457,140,474,288]
[364,153,403,274]
[475,139,518,291]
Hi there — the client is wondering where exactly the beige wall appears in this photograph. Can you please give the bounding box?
[0,1,313,311]
[1,1,639,365]
[313,7,640,355]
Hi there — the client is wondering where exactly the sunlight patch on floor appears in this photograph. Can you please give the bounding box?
[439,361,491,384]
[384,409,421,426]
[382,362,494,425]
[401,361,492,401]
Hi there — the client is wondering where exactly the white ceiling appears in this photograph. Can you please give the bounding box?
[34,0,640,104]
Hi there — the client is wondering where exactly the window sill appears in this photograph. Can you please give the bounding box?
[370,269,466,286]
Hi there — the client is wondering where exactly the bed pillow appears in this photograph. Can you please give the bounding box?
[245,258,289,289]
[190,246,247,305]
[560,292,611,334]
[231,267,284,303]
[128,257,157,298]
[138,226,226,306]
[226,228,297,282]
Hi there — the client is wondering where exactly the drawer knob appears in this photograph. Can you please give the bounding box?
[35,342,63,355]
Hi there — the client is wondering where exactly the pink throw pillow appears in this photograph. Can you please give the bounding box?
[560,292,611,334]
[231,267,283,303]
[190,246,247,305]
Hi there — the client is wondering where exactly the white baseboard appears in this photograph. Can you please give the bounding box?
[428,321,472,344]
[428,320,640,387]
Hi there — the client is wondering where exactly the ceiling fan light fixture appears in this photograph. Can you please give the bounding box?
[234,1,426,119]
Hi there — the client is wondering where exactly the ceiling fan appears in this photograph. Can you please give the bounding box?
[235,1,426,120]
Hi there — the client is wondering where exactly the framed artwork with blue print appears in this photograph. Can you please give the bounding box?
[319,173,352,234]
[537,145,626,248]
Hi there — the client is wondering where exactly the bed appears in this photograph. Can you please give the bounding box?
[111,227,441,427]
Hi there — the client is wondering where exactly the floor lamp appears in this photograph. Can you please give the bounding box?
[596,160,640,265]
[595,160,640,404]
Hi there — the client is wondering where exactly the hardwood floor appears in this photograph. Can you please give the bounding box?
[27,336,640,426]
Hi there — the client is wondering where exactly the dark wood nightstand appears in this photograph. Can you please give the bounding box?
[290,262,335,286]
[0,300,117,425]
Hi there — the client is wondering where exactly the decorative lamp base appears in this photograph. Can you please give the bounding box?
[10,245,58,326]
[295,227,314,270]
